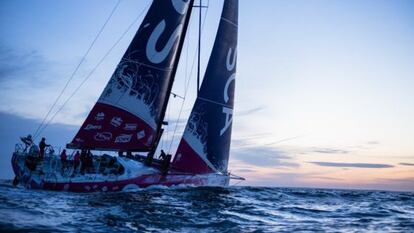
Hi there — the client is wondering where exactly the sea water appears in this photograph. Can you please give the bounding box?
[0,180,413,232]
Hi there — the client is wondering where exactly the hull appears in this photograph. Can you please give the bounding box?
[11,152,229,193]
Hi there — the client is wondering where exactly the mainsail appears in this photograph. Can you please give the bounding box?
[172,0,238,173]
[71,0,194,151]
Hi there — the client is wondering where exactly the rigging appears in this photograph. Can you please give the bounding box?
[33,0,122,140]
[34,1,151,138]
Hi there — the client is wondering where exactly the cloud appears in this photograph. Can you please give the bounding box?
[232,134,304,149]
[236,106,266,117]
[293,141,380,156]
[233,133,273,141]
[399,163,414,167]
[232,146,299,168]
[0,46,51,87]
[0,46,67,122]
[270,172,344,181]
[312,148,350,154]
[309,161,394,168]
[264,135,304,146]
[289,146,351,156]
[308,176,343,181]
[233,168,257,173]
[0,45,100,125]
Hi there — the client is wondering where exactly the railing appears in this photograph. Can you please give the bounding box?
[14,147,123,183]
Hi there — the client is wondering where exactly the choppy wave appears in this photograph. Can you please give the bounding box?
[0,180,413,232]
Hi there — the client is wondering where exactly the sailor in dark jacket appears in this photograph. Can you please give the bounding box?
[159,150,171,174]
[39,137,50,158]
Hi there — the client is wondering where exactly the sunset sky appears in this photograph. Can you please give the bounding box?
[0,0,413,191]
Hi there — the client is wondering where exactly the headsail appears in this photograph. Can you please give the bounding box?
[172,0,238,173]
[70,0,194,151]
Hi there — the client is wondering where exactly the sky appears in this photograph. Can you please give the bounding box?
[0,0,413,191]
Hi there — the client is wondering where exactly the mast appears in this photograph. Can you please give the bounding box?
[147,0,195,160]
[197,0,202,95]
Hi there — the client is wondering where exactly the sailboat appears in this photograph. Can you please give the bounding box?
[11,0,242,192]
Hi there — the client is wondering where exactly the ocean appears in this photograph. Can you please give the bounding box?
[0,180,413,232]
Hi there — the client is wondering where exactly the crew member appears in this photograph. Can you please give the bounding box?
[60,149,67,161]
[126,151,133,159]
[60,149,67,174]
[39,137,50,158]
[86,150,93,173]
[159,150,167,160]
[20,134,33,152]
[159,150,171,175]
[72,151,81,176]
[80,149,87,174]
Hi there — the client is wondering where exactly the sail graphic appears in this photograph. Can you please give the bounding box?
[172,0,238,173]
[70,0,194,151]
